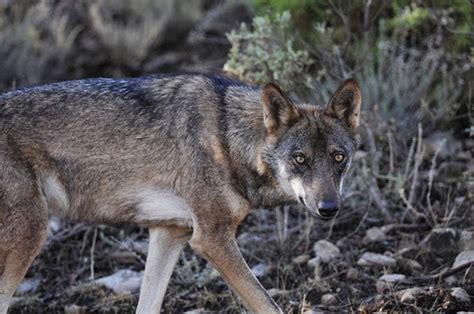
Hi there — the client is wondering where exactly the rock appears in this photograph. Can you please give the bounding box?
[183,309,206,314]
[111,251,139,264]
[268,288,289,297]
[237,232,263,245]
[450,287,471,305]
[424,131,462,159]
[421,228,461,256]
[48,215,62,235]
[94,269,143,294]
[130,240,149,255]
[396,287,427,303]
[307,257,320,269]
[16,278,40,295]
[376,274,407,293]
[346,268,361,281]
[302,309,324,314]
[313,240,341,262]
[8,297,23,308]
[461,230,474,250]
[64,304,86,314]
[293,254,310,265]
[251,263,269,278]
[404,259,423,272]
[453,250,474,268]
[357,252,396,267]
[195,265,219,288]
[119,239,148,255]
[321,293,338,306]
[363,227,386,244]
[397,258,423,274]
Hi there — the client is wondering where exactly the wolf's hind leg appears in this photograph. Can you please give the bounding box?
[0,199,48,314]
[0,156,49,314]
[136,226,191,314]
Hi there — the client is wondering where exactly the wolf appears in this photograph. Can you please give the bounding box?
[0,73,361,313]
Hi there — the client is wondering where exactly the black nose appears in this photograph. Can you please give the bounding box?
[317,200,339,219]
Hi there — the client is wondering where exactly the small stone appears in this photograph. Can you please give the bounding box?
[302,309,324,314]
[313,240,341,262]
[307,257,320,269]
[397,287,427,303]
[453,250,474,268]
[293,254,310,265]
[398,258,423,274]
[421,228,460,256]
[237,232,262,245]
[251,263,269,278]
[321,293,338,306]
[183,309,206,314]
[404,259,423,272]
[363,227,386,243]
[346,268,361,281]
[130,240,149,255]
[357,252,396,267]
[268,288,288,297]
[48,216,62,235]
[16,278,40,295]
[64,304,86,314]
[196,264,219,287]
[94,269,143,294]
[461,230,474,250]
[376,274,407,293]
[8,297,23,308]
[450,287,471,305]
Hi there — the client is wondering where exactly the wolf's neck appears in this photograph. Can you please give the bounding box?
[220,86,294,208]
[222,87,268,173]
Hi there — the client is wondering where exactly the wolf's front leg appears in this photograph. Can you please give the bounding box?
[190,229,282,313]
[136,226,191,314]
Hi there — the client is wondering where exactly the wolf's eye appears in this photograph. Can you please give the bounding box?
[294,154,306,165]
[334,153,345,163]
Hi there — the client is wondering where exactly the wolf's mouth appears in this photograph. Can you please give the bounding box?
[298,196,306,206]
[317,208,338,220]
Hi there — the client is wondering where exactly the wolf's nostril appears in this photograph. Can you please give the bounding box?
[317,200,339,217]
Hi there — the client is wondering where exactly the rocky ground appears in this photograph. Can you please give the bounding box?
[9,196,473,313]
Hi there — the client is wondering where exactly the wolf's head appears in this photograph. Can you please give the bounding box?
[261,79,361,219]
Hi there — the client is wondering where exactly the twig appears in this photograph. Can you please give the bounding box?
[411,262,474,284]
[380,223,430,234]
[44,224,89,250]
[426,139,444,225]
[364,123,391,222]
[403,138,416,183]
[408,124,424,206]
[387,131,394,178]
[89,227,97,280]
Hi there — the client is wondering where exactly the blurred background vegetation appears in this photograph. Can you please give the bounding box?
[2,0,472,313]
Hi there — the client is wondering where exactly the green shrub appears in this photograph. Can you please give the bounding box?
[224,11,313,94]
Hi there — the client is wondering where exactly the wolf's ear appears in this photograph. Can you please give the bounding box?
[325,79,361,131]
[261,83,299,134]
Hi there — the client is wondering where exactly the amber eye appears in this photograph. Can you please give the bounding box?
[334,153,345,163]
[294,154,306,164]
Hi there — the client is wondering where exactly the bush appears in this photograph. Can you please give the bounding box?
[224,11,313,94]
